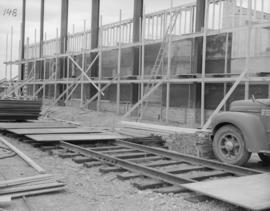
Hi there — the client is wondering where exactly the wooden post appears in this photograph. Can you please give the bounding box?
[20,0,26,81]
[43,60,46,101]
[116,10,122,115]
[140,6,146,119]
[165,0,173,122]
[80,20,86,106]
[5,34,8,80]
[97,15,103,111]
[10,26,13,81]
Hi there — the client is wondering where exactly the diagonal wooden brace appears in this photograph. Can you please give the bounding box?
[64,53,100,103]
[68,55,104,96]
[122,80,163,118]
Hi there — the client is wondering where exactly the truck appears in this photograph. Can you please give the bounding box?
[211,98,270,166]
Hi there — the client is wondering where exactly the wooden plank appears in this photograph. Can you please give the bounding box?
[99,167,126,173]
[89,146,126,151]
[58,152,80,158]
[0,182,65,195]
[120,121,207,134]
[114,152,154,160]
[103,149,139,154]
[72,156,97,163]
[117,172,141,180]
[133,179,167,190]
[0,122,75,129]
[83,161,103,168]
[0,174,53,188]
[125,156,162,163]
[154,186,190,194]
[10,187,65,199]
[7,128,101,135]
[0,137,46,174]
[26,133,127,142]
[146,161,186,168]
[182,173,270,211]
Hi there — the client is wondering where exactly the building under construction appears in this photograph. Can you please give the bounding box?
[3,0,270,128]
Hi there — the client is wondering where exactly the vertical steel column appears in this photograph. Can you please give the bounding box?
[244,0,253,100]
[193,0,206,125]
[200,0,209,127]
[59,0,69,103]
[132,0,143,105]
[20,0,26,81]
[39,0,44,58]
[90,0,100,98]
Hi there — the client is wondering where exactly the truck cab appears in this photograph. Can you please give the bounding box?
[211,99,270,166]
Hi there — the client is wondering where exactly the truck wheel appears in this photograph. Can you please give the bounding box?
[213,125,251,166]
[258,153,270,165]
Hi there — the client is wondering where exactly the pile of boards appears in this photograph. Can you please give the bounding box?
[0,99,42,121]
[0,174,65,201]
[118,121,206,137]
[0,137,65,204]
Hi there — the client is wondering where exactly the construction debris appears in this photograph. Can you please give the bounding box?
[0,137,46,174]
[118,121,208,137]
[0,174,65,199]
[0,137,65,206]
[0,99,42,121]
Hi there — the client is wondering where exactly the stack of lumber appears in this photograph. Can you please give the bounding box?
[0,174,65,200]
[0,99,42,121]
[0,137,65,203]
[118,121,208,137]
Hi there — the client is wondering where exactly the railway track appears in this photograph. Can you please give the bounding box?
[1,121,268,210]
[40,139,262,194]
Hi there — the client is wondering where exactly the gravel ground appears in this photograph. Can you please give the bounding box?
[0,105,265,211]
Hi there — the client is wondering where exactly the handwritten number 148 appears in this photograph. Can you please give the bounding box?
[3,8,17,17]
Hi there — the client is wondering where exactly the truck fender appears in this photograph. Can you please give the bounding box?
[211,112,270,152]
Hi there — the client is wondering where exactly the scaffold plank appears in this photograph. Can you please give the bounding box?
[6,128,101,135]
[26,133,127,142]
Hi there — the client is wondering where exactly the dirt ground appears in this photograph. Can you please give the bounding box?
[0,105,268,211]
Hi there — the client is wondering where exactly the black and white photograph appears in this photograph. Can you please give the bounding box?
[0,0,269,210]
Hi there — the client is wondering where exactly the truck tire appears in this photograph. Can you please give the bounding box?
[213,125,251,166]
[258,153,270,165]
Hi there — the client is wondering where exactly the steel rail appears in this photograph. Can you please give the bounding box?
[60,141,196,186]
[115,140,263,176]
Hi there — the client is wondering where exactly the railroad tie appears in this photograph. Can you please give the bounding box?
[83,161,103,168]
[133,179,169,190]
[99,166,126,174]
[72,156,97,164]
[59,152,80,158]
[153,186,191,194]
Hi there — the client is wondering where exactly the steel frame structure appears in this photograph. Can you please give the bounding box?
[3,0,270,128]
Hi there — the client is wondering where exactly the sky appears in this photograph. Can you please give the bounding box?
[0,0,195,80]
